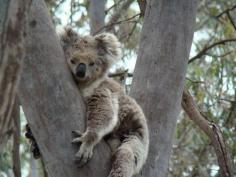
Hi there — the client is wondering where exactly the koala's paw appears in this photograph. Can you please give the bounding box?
[71,131,94,167]
[71,130,83,142]
[75,143,93,167]
[25,124,41,159]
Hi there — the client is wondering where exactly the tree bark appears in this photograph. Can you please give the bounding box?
[89,0,106,35]
[130,0,198,176]
[12,99,21,177]
[0,0,30,151]
[18,0,110,177]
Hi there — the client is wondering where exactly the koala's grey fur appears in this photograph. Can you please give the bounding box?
[59,27,149,177]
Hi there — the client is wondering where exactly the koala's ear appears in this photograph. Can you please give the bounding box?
[95,33,121,63]
[58,27,79,52]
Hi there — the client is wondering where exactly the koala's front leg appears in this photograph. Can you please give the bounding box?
[72,89,118,167]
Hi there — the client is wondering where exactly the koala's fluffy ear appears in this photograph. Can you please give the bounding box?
[58,27,79,52]
[95,33,122,63]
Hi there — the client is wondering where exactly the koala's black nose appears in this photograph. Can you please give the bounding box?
[76,63,86,78]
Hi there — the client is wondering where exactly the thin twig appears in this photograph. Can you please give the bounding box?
[216,4,236,18]
[188,38,236,64]
[127,21,138,42]
[105,0,123,14]
[94,13,141,35]
[106,0,134,32]
[109,70,133,78]
[186,77,205,84]
[224,89,236,128]
[206,50,233,58]
[226,11,236,31]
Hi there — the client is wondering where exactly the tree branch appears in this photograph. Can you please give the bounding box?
[89,0,106,35]
[94,13,140,35]
[94,0,135,34]
[182,89,233,177]
[106,0,134,32]
[0,0,30,150]
[108,69,133,78]
[188,38,236,64]
[130,1,198,176]
[105,0,123,14]
[216,4,236,18]
[12,99,21,177]
[226,11,236,31]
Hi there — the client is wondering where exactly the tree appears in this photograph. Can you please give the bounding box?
[18,0,110,177]
[2,0,234,177]
[18,0,198,177]
[130,0,198,176]
[89,0,106,35]
[0,0,30,151]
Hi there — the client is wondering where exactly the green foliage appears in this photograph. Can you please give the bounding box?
[0,143,12,174]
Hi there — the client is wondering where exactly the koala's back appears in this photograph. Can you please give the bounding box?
[96,77,148,140]
[93,77,149,163]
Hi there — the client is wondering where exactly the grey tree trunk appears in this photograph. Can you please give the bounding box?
[89,0,106,35]
[19,0,110,177]
[130,0,198,177]
[0,0,30,151]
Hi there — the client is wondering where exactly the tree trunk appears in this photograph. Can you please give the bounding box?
[130,0,198,177]
[0,0,30,151]
[89,0,106,35]
[12,99,21,177]
[18,0,110,177]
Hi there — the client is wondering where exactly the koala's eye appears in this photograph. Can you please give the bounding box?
[89,62,95,66]
[70,59,76,64]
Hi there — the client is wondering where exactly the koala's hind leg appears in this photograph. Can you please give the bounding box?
[72,89,118,167]
[108,136,147,177]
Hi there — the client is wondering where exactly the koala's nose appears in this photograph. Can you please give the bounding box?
[76,63,86,78]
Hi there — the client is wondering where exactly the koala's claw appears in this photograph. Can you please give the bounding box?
[75,143,93,167]
[71,137,84,144]
[71,131,87,144]
[72,130,82,137]
[71,130,84,144]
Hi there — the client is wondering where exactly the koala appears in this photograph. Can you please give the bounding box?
[59,27,149,177]
[25,27,149,177]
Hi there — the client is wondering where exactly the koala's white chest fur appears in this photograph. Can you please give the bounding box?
[79,77,106,98]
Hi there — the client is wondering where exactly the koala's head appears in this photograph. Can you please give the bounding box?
[59,27,121,85]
